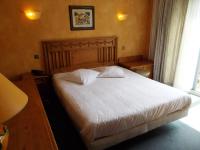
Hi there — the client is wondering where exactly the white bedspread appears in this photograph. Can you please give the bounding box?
[53,67,191,142]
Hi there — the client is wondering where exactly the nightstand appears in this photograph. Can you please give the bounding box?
[32,75,50,85]
[119,60,153,78]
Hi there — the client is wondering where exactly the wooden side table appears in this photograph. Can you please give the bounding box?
[33,75,50,85]
[119,60,153,78]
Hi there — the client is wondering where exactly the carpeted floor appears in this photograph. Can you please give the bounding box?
[37,82,200,150]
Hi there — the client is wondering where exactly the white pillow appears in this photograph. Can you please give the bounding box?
[62,69,99,85]
[97,66,125,78]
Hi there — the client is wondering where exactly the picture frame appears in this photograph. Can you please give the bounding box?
[69,5,95,30]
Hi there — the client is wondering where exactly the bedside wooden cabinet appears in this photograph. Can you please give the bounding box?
[119,56,153,78]
[33,75,50,85]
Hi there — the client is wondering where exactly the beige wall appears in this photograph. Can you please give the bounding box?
[0,0,152,78]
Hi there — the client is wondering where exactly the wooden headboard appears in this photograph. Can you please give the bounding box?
[42,36,118,74]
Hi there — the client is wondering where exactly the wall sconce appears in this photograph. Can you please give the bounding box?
[117,13,128,21]
[24,9,41,20]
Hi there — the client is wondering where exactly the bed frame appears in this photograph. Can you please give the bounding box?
[42,36,190,150]
[42,36,118,74]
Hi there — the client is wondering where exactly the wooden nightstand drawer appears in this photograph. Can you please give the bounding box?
[130,66,145,70]
[119,59,153,78]
[131,65,152,70]
[33,75,50,85]
[131,65,152,71]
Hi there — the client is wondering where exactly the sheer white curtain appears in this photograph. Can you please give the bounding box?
[149,0,175,82]
[163,0,189,85]
[174,0,200,91]
[149,0,188,84]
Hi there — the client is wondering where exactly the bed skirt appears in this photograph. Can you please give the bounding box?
[85,106,189,150]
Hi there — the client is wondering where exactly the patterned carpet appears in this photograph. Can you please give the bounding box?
[37,83,200,150]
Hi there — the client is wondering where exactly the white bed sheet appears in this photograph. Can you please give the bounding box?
[53,67,191,142]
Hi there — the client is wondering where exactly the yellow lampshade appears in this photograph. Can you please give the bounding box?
[24,9,41,20]
[0,73,28,123]
[117,13,128,21]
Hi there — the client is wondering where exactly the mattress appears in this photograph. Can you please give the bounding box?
[53,67,191,142]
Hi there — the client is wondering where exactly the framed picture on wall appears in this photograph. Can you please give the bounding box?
[69,5,95,30]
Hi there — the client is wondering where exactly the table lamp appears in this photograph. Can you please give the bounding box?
[0,73,28,150]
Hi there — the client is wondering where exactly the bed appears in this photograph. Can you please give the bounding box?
[42,36,191,150]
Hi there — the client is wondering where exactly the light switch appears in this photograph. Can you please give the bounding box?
[34,54,39,59]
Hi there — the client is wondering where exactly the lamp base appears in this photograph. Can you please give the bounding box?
[0,125,9,150]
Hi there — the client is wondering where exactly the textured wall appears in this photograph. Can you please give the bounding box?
[0,0,152,78]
